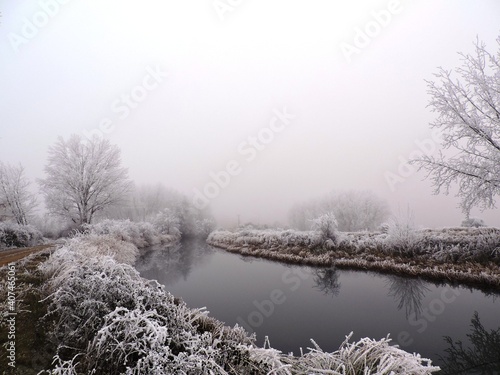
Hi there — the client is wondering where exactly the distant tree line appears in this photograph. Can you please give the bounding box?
[289,190,390,232]
[0,134,215,240]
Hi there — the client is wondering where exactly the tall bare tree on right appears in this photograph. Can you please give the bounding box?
[413,36,500,216]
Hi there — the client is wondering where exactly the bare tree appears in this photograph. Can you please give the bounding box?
[0,162,37,225]
[413,36,500,215]
[39,135,131,225]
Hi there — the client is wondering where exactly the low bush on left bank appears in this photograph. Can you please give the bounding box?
[0,222,43,249]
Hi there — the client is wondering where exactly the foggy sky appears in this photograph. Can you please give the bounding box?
[1,0,500,228]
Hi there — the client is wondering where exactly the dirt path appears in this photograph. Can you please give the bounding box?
[0,244,56,266]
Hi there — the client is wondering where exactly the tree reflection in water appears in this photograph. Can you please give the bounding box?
[313,267,341,297]
[439,312,500,375]
[136,239,215,287]
[386,275,430,319]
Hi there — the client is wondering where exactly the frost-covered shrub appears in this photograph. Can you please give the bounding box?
[291,333,440,374]
[58,233,139,265]
[136,221,161,247]
[83,219,179,248]
[153,208,181,236]
[461,217,486,228]
[462,230,500,264]
[196,217,216,238]
[0,222,43,249]
[84,219,146,247]
[43,256,143,351]
[88,307,225,374]
[385,214,422,257]
[310,212,339,243]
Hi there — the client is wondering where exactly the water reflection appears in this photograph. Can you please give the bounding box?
[385,275,430,319]
[136,239,214,287]
[135,242,499,368]
[439,312,500,375]
[313,267,341,297]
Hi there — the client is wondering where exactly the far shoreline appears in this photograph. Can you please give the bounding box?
[207,228,500,293]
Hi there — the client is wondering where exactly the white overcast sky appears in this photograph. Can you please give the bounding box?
[1,0,500,227]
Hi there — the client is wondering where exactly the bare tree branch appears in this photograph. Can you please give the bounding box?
[413,35,500,215]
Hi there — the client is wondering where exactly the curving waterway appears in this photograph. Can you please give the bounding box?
[136,239,500,374]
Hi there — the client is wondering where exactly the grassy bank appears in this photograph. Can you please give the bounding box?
[1,233,440,374]
[206,228,500,290]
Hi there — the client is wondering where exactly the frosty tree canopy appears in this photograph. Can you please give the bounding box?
[413,35,500,215]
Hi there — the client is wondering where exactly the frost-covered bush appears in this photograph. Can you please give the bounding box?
[51,233,139,266]
[310,212,339,243]
[461,217,486,228]
[153,208,181,236]
[196,217,216,238]
[43,255,143,352]
[385,213,422,257]
[291,333,440,374]
[0,222,43,249]
[83,219,180,248]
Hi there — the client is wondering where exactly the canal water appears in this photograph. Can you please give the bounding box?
[136,239,500,373]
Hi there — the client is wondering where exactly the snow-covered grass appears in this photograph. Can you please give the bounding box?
[207,227,500,288]
[289,333,439,374]
[0,222,43,249]
[37,232,439,374]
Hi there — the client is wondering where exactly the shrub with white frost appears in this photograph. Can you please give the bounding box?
[290,333,440,374]
[0,222,43,249]
[385,213,422,257]
[461,217,486,228]
[153,208,181,236]
[83,219,180,248]
[310,212,339,243]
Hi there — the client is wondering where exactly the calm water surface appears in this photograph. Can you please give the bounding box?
[136,239,500,373]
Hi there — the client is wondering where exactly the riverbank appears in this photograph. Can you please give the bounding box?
[206,228,500,291]
[1,234,440,374]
